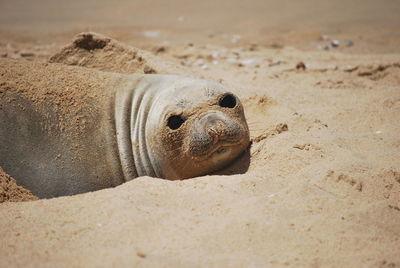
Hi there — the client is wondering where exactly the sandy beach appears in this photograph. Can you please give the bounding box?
[1,0,400,266]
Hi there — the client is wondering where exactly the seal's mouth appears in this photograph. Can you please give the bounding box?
[208,146,233,163]
[194,140,245,162]
[215,147,228,155]
[210,142,236,156]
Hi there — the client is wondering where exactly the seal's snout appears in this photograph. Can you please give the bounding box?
[205,117,226,140]
[188,111,245,158]
[200,112,236,140]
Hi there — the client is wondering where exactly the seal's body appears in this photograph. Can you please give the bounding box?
[0,59,249,198]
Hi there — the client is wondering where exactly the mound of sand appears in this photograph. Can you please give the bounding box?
[49,32,186,75]
[0,168,37,202]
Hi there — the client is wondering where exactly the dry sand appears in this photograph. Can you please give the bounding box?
[1,0,400,267]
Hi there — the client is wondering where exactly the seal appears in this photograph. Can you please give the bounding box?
[0,59,249,198]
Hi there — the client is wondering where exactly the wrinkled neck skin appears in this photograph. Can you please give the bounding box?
[114,74,249,181]
[114,75,164,181]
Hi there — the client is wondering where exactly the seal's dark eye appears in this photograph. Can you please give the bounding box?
[219,93,236,108]
[167,115,186,130]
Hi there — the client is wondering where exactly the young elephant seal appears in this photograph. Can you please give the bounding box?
[0,59,249,198]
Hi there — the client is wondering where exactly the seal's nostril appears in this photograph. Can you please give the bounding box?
[219,94,236,108]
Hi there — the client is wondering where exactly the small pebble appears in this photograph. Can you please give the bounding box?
[152,46,166,54]
[195,59,205,66]
[230,34,241,44]
[240,59,256,66]
[331,40,340,47]
[143,66,157,74]
[249,43,258,51]
[137,252,146,258]
[211,51,220,59]
[268,60,283,67]
[226,57,237,63]
[142,31,160,38]
[321,35,330,41]
[344,66,358,72]
[20,51,35,57]
[347,40,354,47]
[323,44,331,51]
[296,61,306,70]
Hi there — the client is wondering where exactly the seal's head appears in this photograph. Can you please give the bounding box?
[146,77,249,179]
